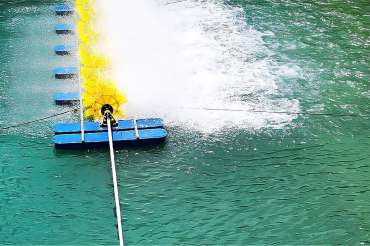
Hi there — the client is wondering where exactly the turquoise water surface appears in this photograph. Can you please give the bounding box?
[0,0,369,245]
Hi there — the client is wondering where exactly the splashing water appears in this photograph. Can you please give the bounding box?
[97,0,300,132]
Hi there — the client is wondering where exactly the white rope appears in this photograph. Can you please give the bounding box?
[107,118,125,246]
[78,73,85,142]
[77,35,84,142]
[133,118,139,139]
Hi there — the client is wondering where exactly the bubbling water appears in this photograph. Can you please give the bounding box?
[96,0,300,133]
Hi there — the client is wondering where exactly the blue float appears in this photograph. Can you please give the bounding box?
[55,4,73,15]
[53,92,79,105]
[53,119,167,149]
[54,129,167,149]
[55,24,74,34]
[54,44,73,55]
[53,67,78,79]
[54,118,164,134]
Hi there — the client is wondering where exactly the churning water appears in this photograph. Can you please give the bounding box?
[97,0,300,132]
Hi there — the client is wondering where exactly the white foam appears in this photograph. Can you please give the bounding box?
[96,0,300,133]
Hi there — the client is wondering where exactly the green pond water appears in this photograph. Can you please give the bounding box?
[0,0,369,245]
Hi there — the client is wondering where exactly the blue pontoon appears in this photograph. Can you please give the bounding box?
[53,92,79,105]
[53,118,167,149]
[54,44,73,55]
[53,67,78,79]
[55,24,74,34]
[55,4,73,15]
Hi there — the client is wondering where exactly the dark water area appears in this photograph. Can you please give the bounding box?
[0,0,369,245]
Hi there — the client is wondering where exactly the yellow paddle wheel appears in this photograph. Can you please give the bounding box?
[75,0,127,121]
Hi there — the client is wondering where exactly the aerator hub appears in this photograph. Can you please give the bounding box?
[101,104,118,127]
